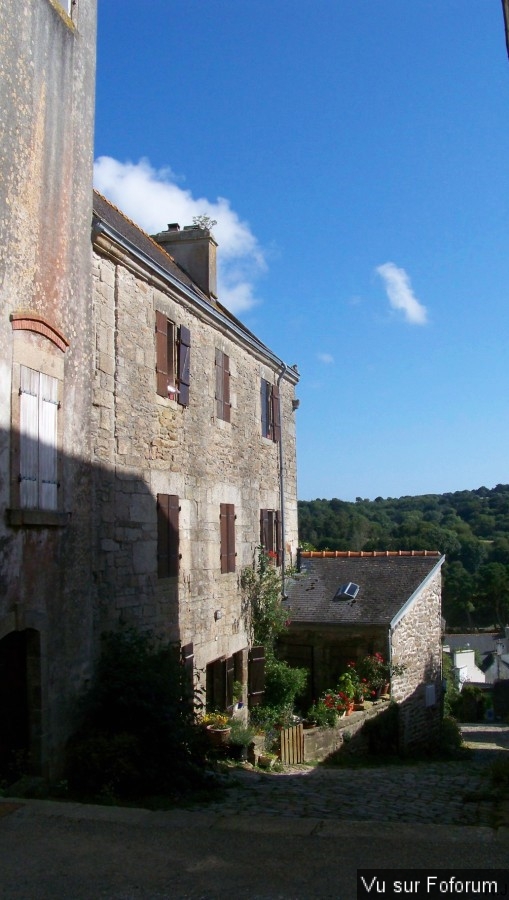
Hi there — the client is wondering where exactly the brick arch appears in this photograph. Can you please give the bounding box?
[11,312,69,353]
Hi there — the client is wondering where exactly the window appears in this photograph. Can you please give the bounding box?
[155,312,191,406]
[157,493,180,577]
[215,349,231,422]
[19,366,59,510]
[261,379,281,442]
[220,503,236,573]
[260,509,282,565]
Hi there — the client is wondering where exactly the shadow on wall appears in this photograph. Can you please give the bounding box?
[0,426,181,781]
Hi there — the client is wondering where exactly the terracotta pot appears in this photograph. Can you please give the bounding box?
[206,725,232,747]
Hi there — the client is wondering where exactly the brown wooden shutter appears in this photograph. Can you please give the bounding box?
[215,350,230,422]
[215,349,224,419]
[181,642,194,701]
[275,509,282,566]
[208,657,227,709]
[226,655,234,708]
[261,379,270,437]
[178,325,191,406]
[222,352,230,423]
[157,493,179,577]
[155,311,168,397]
[248,645,265,708]
[260,508,269,551]
[220,503,235,573]
[168,494,180,577]
[220,503,228,573]
[272,384,281,443]
[157,493,170,577]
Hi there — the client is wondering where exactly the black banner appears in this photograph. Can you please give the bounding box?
[358,871,509,900]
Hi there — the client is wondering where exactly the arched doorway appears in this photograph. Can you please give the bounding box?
[0,629,41,781]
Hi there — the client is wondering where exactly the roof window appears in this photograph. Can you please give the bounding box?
[333,582,360,601]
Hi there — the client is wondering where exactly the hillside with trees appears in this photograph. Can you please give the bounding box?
[298,485,509,630]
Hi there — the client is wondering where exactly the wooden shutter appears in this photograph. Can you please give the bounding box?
[215,349,230,422]
[157,493,179,577]
[275,509,282,566]
[178,325,191,406]
[39,373,58,510]
[248,645,265,708]
[19,366,40,509]
[260,379,270,438]
[226,655,234,708]
[181,642,194,702]
[220,503,235,573]
[155,311,168,397]
[260,508,270,551]
[271,384,281,443]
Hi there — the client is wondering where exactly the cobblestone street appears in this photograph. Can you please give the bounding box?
[188,723,509,828]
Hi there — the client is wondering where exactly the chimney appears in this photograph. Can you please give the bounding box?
[152,223,218,299]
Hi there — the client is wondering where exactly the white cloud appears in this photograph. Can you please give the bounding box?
[376,262,428,325]
[317,352,334,364]
[93,156,266,314]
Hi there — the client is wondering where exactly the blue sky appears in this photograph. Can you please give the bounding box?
[94,1,509,502]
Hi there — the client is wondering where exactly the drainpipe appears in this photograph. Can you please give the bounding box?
[277,363,288,600]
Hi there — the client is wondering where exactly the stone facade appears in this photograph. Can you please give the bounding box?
[91,196,299,688]
[0,0,97,778]
[390,569,443,750]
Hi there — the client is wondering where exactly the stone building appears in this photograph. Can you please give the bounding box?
[0,0,300,780]
[281,550,444,750]
[91,192,300,711]
[0,1,97,779]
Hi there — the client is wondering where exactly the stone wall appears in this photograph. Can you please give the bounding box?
[390,569,443,750]
[91,243,299,674]
[0,0,97,778]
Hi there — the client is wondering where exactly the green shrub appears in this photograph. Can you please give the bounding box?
[439,715,465,756]
[264,656,308,709]
[451,684,485,722]
[65,627,207,801]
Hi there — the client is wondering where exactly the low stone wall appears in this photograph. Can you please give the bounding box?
[303,702,385,763]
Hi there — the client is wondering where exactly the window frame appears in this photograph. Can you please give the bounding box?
[260,508,282,566]
[155,312,191,406]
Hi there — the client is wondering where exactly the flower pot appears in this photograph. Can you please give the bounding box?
[206,725,232,747]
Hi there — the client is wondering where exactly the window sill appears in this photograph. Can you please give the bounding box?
[7,509,70,528]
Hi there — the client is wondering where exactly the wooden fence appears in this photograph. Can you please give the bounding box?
[279,722,304,765]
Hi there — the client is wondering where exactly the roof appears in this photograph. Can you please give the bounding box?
[285,551,443,626]
[93,190,207,294]
[91,191,298,379]
[443,632,506,654]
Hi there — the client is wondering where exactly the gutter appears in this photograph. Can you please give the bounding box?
[277,363,288,600]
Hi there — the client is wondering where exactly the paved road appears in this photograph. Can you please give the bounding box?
[0,724,508,900]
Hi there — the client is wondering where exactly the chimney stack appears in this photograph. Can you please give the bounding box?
[152,223,218,299]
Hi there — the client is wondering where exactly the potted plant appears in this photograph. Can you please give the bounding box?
[202,712,232,746]
[306,700,336,728]
[345,661,370,709]
[227,719,255,760]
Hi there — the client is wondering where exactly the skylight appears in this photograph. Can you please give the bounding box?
[333,582,360,601]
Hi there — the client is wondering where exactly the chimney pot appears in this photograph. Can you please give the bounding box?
[167,223,180,232]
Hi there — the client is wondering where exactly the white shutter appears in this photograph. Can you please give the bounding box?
[39,373,58,510]
[20,366,39,508]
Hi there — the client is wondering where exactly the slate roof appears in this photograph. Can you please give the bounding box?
[443,632,506,654]
[285,551,443,626]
